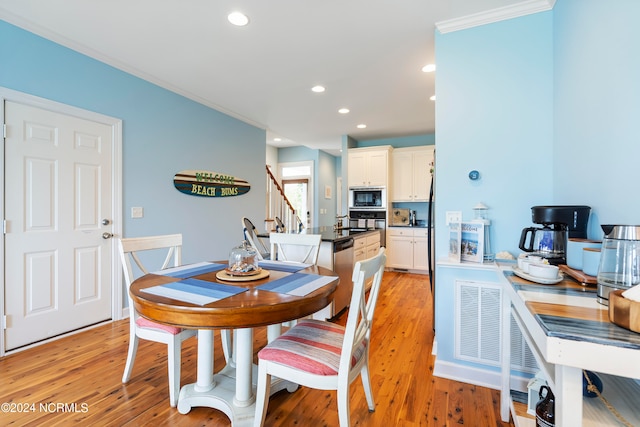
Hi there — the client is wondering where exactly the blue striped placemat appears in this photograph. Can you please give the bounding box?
[153,262,226,278]
[142,278,247,305]
[256,272,336,296]
[258,260,310,273]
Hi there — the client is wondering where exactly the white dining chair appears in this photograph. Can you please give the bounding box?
[242,217,270,260]
[119,234,234,406]
[118,234,196,407]
[267,232,323,338]
[269,232,321,265]
[253,248,387,427]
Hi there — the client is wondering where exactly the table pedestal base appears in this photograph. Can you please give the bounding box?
[177,329,298,426]
[178,365,299,426]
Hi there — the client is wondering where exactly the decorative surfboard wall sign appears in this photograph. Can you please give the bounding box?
[173,170,250,198]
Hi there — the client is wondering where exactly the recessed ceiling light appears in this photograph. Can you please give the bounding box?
[274,137,282,142]
[422,64,436,73]
[357,124,367,129]
[430,95,436,101]
[228,12,249,26]
[311,85,325,93]
[338,108,350,114]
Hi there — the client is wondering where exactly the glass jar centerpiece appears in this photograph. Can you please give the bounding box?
[228,240,260,275]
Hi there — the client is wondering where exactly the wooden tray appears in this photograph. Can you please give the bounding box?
[559,264,597,286]
[216,269,269,282]
[609,289,640,333]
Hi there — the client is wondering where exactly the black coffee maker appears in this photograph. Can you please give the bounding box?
[519,205,591,265]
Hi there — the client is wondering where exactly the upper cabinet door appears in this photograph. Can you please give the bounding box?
[366,150,388,187]
[412,148,433,201]
[391,150,413,201]
[348,151,368,187]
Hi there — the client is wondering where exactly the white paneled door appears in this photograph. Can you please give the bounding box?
[4,101,114,350]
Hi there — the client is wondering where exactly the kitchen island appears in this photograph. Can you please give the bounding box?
[263,226,381,318]
[305,227,381,317]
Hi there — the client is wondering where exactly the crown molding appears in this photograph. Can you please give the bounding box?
[435,0,556,34]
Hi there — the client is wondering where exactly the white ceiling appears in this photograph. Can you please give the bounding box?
[0,0,549,156]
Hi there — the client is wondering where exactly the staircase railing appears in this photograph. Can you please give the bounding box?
[265,166,303,233]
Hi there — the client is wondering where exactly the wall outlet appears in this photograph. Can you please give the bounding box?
[445,211,462,225]
[131,207,144,218]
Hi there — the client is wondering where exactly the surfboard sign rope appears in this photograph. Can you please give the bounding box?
[173,170,250,198]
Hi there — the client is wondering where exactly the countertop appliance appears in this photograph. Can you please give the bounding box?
[391,208,410,226]
[518,205,591,265]
[597,225,640,305]
[348,187,386,210]
[332,238,354,315]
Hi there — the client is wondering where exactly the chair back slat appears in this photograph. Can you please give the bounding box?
[242,217,270,260]
[269,232,322,265]
[118,234,183,289]
[340,248,386,375]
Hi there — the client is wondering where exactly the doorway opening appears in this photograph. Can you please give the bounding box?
[279,162,313,229]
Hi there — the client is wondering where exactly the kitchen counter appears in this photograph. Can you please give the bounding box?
[258,227,380,242]
[388,225,430,229]
[499,262,640,426]
[297,226,381,243]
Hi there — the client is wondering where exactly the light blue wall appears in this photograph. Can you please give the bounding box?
[356,134,435,148]
[553,0,640,236]
[434,0,640,375]
[435,12,554,259]
[1,20,266,265]
[435,1,640,259]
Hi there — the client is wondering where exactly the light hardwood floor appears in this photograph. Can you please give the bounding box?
[0,271,514,426]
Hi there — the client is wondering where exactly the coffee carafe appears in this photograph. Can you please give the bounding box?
[596,225,640,305]
[519,205,591,265]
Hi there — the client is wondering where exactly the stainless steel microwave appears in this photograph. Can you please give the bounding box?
[348,187,386,210]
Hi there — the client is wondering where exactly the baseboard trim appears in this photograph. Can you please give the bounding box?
[433,359,530,392]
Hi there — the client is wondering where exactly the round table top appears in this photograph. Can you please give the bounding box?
[129,262,339,329]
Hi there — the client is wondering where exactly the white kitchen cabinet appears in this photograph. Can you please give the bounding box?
[347,146,391,187]
[365,231,381,259]
[391,146,434,201]
[355,231,381,263]
[354,232,380,291]
[386,227,428,272]
[354,236,366,263]
[412,228,429,271]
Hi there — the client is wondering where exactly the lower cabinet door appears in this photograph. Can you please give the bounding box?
[387,235,413,269]
[413,236,428,270]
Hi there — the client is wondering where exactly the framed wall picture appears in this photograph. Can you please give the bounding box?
[325,185,332,199]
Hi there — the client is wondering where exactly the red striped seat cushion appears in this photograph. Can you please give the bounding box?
[258,319,367,376]
[136,317,182,335]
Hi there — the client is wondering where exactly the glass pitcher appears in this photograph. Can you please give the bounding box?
[596,225,640,305]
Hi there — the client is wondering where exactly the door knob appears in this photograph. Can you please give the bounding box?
[102,232,113,239]
[102,219,111,225]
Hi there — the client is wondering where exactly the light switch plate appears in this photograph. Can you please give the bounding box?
[131,207,144,218]
[445,211,462,225]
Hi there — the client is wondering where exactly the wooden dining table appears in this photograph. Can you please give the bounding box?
[129,260,338,427]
